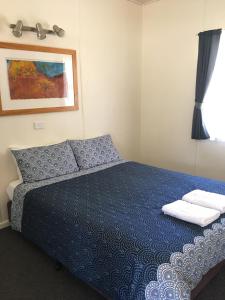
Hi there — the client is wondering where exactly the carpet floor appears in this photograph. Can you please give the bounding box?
[0,227,224,300]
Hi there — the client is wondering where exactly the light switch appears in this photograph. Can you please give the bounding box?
[33,121,45,130]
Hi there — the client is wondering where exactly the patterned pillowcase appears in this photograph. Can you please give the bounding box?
[69,135,121,170]
[11,141,79,183]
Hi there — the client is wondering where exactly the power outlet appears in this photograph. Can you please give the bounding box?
[33,121,45,130]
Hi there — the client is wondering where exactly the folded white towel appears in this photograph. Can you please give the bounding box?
[183,190,225,213]
[162,200,220,227]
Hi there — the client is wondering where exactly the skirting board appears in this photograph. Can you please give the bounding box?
[0,219,10,229]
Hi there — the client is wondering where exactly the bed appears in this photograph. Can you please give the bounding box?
[9,160,225,300]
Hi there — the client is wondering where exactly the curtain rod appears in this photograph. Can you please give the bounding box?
[197,28,222,36]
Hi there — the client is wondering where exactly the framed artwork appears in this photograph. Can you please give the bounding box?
[0,42,79,116]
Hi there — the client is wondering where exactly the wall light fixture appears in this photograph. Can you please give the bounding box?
[10,21,65,39]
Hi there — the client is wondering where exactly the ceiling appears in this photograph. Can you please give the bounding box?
[128,0,159,5]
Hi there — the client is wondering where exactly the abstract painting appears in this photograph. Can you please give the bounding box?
[0,42,78,116]
[7,60,68,100]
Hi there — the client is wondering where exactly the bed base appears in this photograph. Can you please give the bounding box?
[7,200,12,222]
[6,200,225,298]
[191,260,225,299]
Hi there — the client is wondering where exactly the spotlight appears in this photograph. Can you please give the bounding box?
[36,23,46,40]
[12,20,23,38]
[53,25,65,37]
[10,21,65,39]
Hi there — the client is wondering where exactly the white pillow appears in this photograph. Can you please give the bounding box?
[9,146,25,181]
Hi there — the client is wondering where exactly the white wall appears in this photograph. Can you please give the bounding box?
[141,0,225,181]
[0,0,141,223]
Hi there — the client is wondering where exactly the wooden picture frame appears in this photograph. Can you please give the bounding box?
[0,42,79,116]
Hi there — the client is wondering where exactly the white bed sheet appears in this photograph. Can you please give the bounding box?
[7,180,22,201]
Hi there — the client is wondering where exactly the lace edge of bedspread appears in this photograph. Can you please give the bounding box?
[145,218,225,300]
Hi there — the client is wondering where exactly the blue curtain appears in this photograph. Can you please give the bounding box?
[192,29,222,140]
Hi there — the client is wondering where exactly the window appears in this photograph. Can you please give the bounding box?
[203,31,225,141]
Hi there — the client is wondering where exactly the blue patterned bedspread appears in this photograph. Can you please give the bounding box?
[21,162,225,300]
